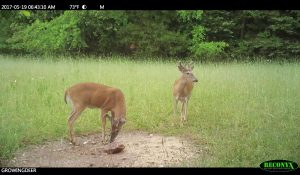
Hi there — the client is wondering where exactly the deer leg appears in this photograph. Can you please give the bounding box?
[172,98,178,126]
[67,106,85,145]
[109,111,116,139]
[184,98,188,122]
[101,110,109,144]
[67,110,76,144]
[180,101,185,126]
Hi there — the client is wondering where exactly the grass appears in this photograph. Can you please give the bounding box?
[0,55,299,167]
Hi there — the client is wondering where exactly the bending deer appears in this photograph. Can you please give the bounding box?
[64,82,126,145]
[173,61,198,124]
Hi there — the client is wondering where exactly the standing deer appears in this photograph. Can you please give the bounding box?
[173,61,198,124]
[64,82,126,145]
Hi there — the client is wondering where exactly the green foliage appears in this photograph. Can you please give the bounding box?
[0,16,10,50]
[178,11,228,60]
[0,12,18,51]
[77,11,128,54]
[19,10,31,17]
[202,10,300,59]
[191,26,205,43]
[8,11,86,54]
[117,11,189,57]
[190,42,229,60]
[1,10,300,60]
[177,10,203,21]
[189,26,228,60]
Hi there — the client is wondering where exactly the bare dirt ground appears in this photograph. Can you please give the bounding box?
[8,131,203,167]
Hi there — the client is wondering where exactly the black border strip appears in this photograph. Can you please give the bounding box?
[1,167,300,175]
[0,0,299,10]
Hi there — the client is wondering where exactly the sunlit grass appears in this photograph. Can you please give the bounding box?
[0,55,299,166]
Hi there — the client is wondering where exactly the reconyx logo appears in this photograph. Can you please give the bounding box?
[260,160,298,172]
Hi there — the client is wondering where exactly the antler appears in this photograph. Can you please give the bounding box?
[178,61,186,71]
[188,61,194,70]
[178,61,182,65]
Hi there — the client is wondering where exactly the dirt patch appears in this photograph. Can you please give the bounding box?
[9,131,202,167]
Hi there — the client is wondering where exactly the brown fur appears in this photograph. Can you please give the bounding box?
[172,61,198,124]
[65,82,126,145]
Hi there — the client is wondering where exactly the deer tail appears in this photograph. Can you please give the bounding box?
[64,90,68,104]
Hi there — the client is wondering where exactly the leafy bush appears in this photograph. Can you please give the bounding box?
[190,42,229,60]
[8,11,86,54]
[1,10,300,60]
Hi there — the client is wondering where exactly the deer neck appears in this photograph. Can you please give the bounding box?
[179,76,194,86]
[113,104,126,120]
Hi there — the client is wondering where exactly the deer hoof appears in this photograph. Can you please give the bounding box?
[70,140,80,146]
[102,139,108,145]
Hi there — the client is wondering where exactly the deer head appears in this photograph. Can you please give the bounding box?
[110,118,126,143]
[177,61,198,82]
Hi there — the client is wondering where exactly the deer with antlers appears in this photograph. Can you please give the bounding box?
[173,61,198,125]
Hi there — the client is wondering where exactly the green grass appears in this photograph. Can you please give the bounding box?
[0,55,299,167]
